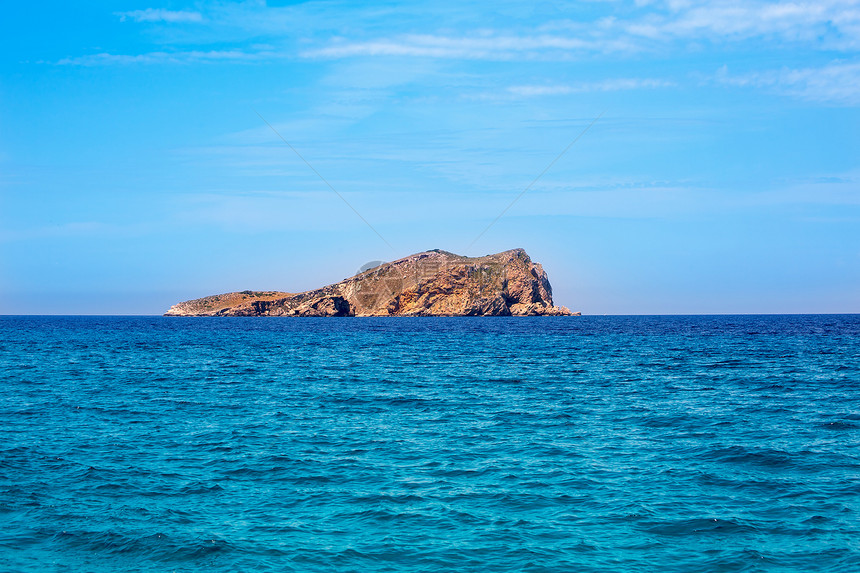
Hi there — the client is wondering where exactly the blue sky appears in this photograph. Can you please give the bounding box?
[1,0,858,314]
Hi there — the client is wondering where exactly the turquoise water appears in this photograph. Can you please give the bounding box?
[1,315,859,571]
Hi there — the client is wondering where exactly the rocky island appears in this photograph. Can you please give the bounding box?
[164,248,577,317]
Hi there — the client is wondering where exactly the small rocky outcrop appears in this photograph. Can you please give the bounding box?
[164,249,578,317]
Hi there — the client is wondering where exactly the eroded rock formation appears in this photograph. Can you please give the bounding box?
[164,249,577,317]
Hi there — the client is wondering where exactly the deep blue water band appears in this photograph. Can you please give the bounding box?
[1,315,859,572]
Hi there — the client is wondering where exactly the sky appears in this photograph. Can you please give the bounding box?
[1,0,858,314]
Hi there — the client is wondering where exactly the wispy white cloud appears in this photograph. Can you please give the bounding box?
[715,60,860,105]
[57,1,860,67]
[305,0,860,60]
[625,0,860,49]
[302,33,623,60]
[57,49,278,66]
[508,78,674,96]
[117,9,203,23]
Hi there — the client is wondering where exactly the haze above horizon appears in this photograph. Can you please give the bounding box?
[1,0,858,314]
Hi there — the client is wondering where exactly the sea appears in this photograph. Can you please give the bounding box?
[1,315,858,572]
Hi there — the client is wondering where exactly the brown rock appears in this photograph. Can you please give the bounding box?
[164,248,578,317]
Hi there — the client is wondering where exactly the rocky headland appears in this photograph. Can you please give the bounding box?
[164,248,577,317]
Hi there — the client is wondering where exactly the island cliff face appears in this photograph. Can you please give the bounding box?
[164,248,577,317]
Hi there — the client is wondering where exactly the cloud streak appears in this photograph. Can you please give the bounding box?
[508,78,674,96]
[305,0,860,60]
[117,9,203,23]
[57,49,278,66]
[716,60,860,105]
[625,0,860,49]
[302,33,632,60]
[61,1,860,67]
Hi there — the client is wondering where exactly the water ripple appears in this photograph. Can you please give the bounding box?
[1,314,858,572]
